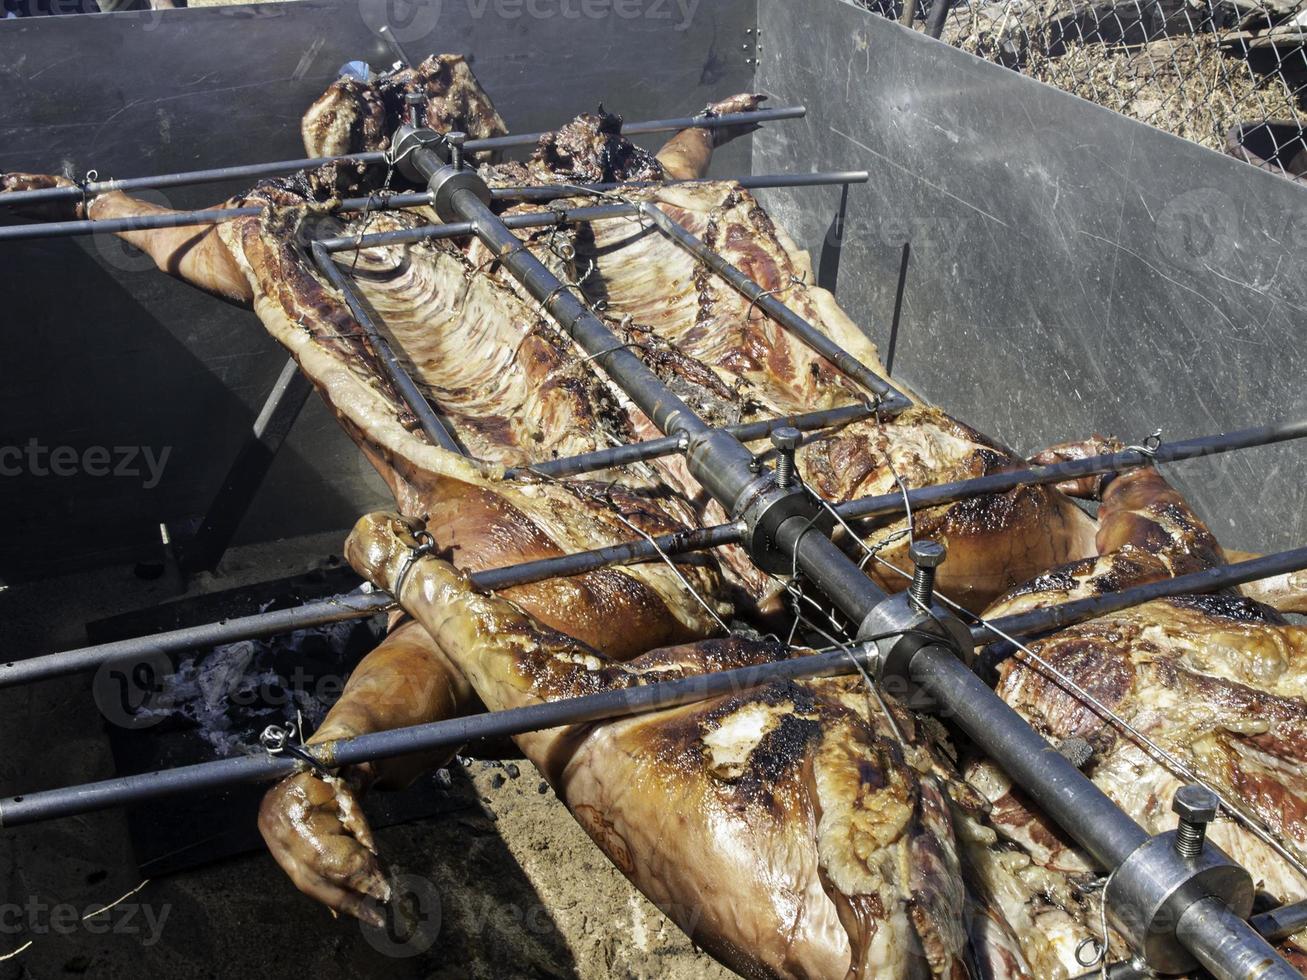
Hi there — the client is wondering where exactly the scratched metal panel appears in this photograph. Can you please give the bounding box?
[0,0,758,583]
[753,0,1307,554]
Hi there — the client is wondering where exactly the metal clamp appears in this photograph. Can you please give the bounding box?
[1104,830,1254,973]
[856,541,973,698]
[393,530,436,599]
[426,163,493,222]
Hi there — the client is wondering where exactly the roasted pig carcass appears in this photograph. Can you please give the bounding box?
[963,458,1307,973]
[0,56,1175,976]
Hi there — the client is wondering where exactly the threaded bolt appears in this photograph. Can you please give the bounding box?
[908,540,946,607]
[447,130,467,170]
[404,91,425,126]
[770,426,802,489]
[1172,784,1220,859]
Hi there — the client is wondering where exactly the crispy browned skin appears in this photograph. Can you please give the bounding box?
[343,510,983,978]
[556,178,1098,608]
[970,463,1307,970]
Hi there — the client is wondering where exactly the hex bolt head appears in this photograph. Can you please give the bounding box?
[909,540,947,569]
[1172,784,1220,859]
[404,92,426,125]
[1172,784,1220,823]
[446,130,467,169]
[770,426,801,453]
[908,540,946,607]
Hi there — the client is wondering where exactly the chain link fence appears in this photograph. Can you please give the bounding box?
[861,0,1307,181]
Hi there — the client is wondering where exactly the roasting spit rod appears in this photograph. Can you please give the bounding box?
[0,171,867,243]
[0,105,807,210]
[4,431,1306,688]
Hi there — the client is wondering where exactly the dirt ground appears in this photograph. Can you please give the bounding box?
[0,536,730,980]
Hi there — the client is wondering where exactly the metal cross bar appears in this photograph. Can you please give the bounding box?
[8,421,1305,690]
[633,201,914,413]
[0,171,864,244]
[315,171,872,253]
[470,104,808,152]
[7,539,1302,694]
[0,589,397,689]
[318,200,636,252]
[839,418,1307,522]
[491,169,871,201]
[976,545,1307,649]
[0,521,744,689]
[0,640,876,828]
[0,105,808,210]
[309,241,462,453]
[503,404,880,480]
[0,189,427,242]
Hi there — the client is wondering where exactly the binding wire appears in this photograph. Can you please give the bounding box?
[771,505,908,743]
[607,508,732,635]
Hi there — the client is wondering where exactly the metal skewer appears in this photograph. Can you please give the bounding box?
[5,424,1305,689]
[0,640,877,829]
[309,240,462,453]
[634,200,912,412]
[314,170,870,253]
[491,168,870,201]
[0,106,807,210]
[0,170,863,243]
[505,404,880,480]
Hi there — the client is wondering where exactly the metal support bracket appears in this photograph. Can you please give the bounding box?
[171,357,314,575]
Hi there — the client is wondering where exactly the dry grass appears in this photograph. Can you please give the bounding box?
[946,3,1307,153]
